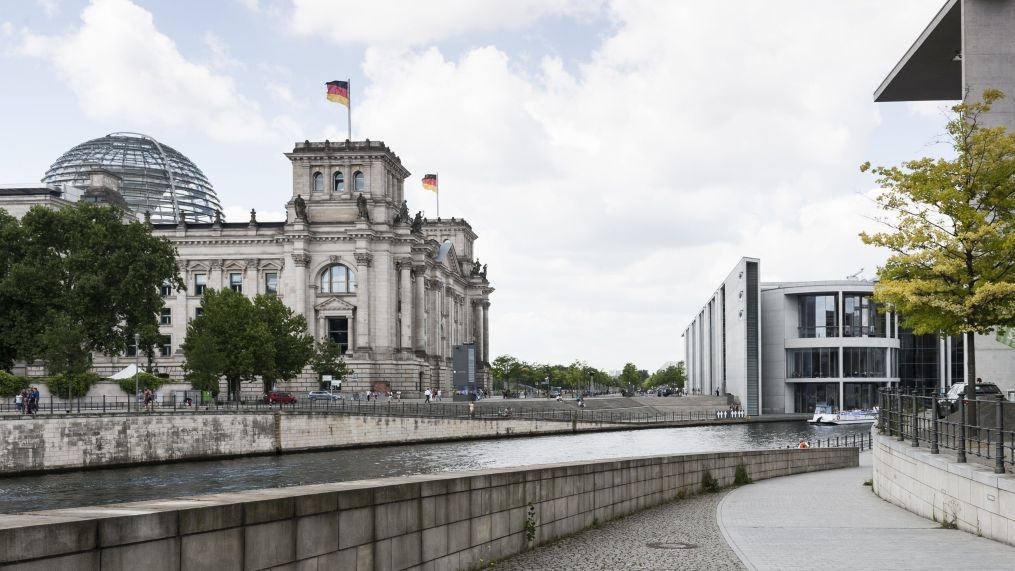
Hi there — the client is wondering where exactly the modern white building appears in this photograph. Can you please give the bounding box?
[0,135,495,397]
[685,258,1015,414]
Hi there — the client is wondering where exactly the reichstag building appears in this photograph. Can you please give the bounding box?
[0,132,494,396]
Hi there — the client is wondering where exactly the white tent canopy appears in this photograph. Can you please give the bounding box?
[106,364,139,380]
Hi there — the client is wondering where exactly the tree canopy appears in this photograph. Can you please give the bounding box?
[861,89,1015,387]
[643,362,687,390]
[0,204,183,374]
[182,288,313,400]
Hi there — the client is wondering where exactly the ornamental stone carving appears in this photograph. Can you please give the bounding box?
[291,253,311,267]
[210,259,223,270]
[354,252,373,267]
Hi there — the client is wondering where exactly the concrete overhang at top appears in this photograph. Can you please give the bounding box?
[874,0,962,102]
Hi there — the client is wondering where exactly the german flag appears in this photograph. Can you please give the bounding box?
[422,174,438,193]
[326,80,349,106]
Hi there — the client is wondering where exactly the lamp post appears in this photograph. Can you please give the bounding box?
[134,333,140,414]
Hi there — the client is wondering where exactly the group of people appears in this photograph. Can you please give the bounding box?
[141,388,156,413]
[423,388,443,403]
[14,387,40,415]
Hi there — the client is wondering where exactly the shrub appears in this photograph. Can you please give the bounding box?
[701,469,720,493]
[47,372,102,397]
[116,372,167,395]
[734,464,753,485]
[0,371,30,397]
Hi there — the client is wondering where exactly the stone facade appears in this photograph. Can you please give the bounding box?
[94,139,494,396]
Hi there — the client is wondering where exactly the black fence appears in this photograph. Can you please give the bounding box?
[787,433,874,451]
[0,395,751,427]
[878,388,1013,473]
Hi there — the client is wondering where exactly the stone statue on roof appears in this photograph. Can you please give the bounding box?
[357,193,370,221]
[293,194,307,221]
[411,210,423,233]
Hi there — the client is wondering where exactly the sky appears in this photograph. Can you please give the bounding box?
[0,0,959,373]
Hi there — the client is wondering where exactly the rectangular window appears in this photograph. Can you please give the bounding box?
[230,272,242,293]
[265,272,278,295]
[126,340,138,357]
[843,347,887,378]
[160,308,172,325]
[194,273,206,295]
[786,348,839,378]
[798,294,838,338]
[327,317,349,353]
[160,335,172,357]
[195,307,204,319]
[160,280,173,297]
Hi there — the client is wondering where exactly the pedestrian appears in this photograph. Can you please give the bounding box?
[469,401,475,419]
[798,439,809,449]
[14,390,23,414]
[437,389,443,402]
[424,387,432,403]
[30,386,40,414]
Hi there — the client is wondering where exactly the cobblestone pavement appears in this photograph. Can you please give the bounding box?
[495,491,744,571]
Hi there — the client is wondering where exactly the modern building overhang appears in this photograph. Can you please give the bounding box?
[874,0,962,102]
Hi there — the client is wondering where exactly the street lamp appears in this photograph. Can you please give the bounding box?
[134,333,140,414]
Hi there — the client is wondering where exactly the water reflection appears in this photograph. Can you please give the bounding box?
[0,421,869,514]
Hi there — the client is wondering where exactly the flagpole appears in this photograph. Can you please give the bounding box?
[436,172,440,219]
[347,77,352,140]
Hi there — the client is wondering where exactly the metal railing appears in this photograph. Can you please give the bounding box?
[878,388,1012,473]
[0,396,751,427]
[788,433,873,451]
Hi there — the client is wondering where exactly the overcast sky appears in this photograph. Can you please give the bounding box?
[1,0,957,373]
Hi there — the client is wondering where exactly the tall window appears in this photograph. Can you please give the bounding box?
[333,171,344,192]
[126,338,138,357]
[328,317,349,353]
[320,264,357,293]
[160,280,172,297]
[195,307,204,318]
[843,347,887,377]
[194,273,206,295]
[353,171,365,192]
[160,335,172,357]
[312,171,324,192]
[229,272,242,293]
[798,294,837,338]
[160,308,172,325]
[843,294,884,337]
[786,348,839,378]
[265,272,278,295]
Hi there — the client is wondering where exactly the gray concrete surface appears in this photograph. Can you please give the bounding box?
[719,451,1015,570]
[496,490,744,570]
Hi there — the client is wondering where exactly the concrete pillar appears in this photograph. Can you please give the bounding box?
[291,253,310,322]
[413,265,426,353]
[210,261,223,292]
[399,259,412,350]
[482,301,490,364]
[244,259,257,296]
[473,300,484,365]
[354,252,372,351]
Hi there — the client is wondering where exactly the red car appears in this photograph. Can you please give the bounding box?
[264,391,296,404]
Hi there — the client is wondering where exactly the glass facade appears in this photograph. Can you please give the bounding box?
[787,348,838,378]
[798,294,838,337]
[843,294,886,337]
[843,382,879,409]
[43,133,221,224]
[843,347,886,377]
[899,328,939,390]
[793,382,840,412]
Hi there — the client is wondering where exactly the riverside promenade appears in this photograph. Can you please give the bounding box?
[499,452,1015,570]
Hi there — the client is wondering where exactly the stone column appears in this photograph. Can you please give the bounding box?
[354,252,372,351]
[210,260,224,291]
[245,259,258,295]
[398,259,413,351]
[473,300,484,365]
[413,265,426,353]
[482,301,490,364]
[291,253,310,321]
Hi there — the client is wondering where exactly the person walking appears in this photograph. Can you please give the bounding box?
[14,390,24,414]
[424,387,432,404]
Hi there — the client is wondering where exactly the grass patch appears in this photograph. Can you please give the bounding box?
[734,464,753,485]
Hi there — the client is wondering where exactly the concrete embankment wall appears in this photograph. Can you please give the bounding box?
[0,447,857,570]
[0,412,609,475]
[873,432,1015,545]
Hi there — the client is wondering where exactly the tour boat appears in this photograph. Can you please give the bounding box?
[808,403,878,425]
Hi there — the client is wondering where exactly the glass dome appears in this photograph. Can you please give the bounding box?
[42,132,221,224]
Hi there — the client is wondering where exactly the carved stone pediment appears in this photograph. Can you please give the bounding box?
[314,296,357,312]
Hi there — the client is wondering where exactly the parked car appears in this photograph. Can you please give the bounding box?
[264,391,297,404]
[308,390,343,401]
[937,382,1005,415]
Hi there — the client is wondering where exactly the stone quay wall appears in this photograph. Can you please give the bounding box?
[873,431,1015,545]
[0,412,611,475]
[0,447,857,570]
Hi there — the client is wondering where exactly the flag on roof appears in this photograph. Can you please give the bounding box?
[422,174,438,192]
[326,80,349,106]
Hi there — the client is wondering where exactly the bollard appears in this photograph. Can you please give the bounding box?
[931,398,939,454]
[897,391,905,441]
[102,395,106,413]
[958,396,967,463]
[996,399,1005,474]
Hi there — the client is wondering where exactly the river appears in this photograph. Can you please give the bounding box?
[0,421,870,514]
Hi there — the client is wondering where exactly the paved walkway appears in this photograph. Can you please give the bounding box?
[497,452,1015,570]
[718,452,1015,570]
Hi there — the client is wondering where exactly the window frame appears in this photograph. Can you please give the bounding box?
[353,170,365,192]
[160,308,172,326]
[333,171,344,193]
[265,272,278,295]
[159,335,172,357]
[319,264,357,294]
[229,272,243,293]
[312,171,324,192]
[194,273,206,295]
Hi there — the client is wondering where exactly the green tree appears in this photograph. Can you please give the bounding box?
[861,89,1015,399]
[254,295,314,393]
[490,355,532,393]
[644,362,687,390]
[182,289,273,402]
[309,340,351,389]
[0,204,183,373]
[618,362,641,391]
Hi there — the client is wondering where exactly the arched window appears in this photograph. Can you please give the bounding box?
[354,171,365,192]
[312,172,323,192]
[320,264,357,293]
[333,171,344,193]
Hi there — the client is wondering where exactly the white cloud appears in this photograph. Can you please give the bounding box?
[18,0,296,143]
[288,0,605,46]
[203,31,244,71]
[35,0,59,17]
